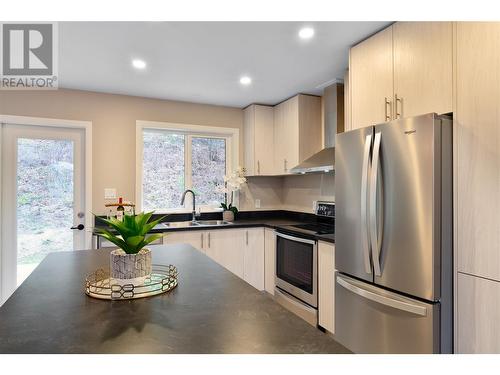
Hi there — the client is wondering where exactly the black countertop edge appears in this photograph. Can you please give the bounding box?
[92,212,335,244]
[95,209,320,225]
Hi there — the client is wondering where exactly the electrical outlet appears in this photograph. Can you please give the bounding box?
[255,199,261,209]
[104,188,117,199]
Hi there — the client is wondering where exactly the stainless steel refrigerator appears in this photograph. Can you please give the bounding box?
[335,113,453,354]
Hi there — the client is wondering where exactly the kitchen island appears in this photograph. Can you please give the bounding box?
[0,244,349,354]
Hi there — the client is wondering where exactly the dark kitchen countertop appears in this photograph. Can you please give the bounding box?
[0,244,348,354]
[92,214,335,244]
[316,233,336,243]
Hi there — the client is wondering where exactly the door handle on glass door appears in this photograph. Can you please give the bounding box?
[370,131,383,276]
[71,224,85,230]
[360,133,373,275]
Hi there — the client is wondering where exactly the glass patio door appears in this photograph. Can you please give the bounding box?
[1,123,86,303]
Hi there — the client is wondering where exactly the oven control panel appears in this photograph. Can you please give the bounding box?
[316,201,335,218]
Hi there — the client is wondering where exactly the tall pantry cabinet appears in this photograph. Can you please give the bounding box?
[455,22,500,354]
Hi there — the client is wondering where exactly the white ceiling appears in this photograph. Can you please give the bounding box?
[59,22,390,108]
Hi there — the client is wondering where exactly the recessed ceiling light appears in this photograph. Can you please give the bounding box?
[240,76,252,85]
[132,59,146,70]
[298,27,315,40]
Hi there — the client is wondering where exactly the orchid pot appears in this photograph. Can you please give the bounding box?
[219,167,247,223]
[222,210,235,222]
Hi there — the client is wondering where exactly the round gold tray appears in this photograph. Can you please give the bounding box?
[85,264,178,300]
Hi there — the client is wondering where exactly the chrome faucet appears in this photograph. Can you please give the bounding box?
[180,189,197,223]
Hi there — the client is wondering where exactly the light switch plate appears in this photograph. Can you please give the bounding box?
[255,199,261,208]
[104,188,117,199]
[312,200,317,212]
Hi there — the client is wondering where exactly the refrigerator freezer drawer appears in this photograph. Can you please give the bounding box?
[335,274,440,354]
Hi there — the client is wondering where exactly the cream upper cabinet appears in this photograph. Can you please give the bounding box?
[393,22,452,119]
[243,105,275,176]
[282,96,300,172]
[350,25,394,130]
[318,241,335,334]
[243,228,265,291]
[456,22,500,282]
[273,94,322,173]
[349,22,453,129]
[343,69,351,132]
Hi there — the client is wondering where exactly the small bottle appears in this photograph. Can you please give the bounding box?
[116,197,125,221]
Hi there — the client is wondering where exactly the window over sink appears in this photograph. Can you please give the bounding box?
[137,121,239,213]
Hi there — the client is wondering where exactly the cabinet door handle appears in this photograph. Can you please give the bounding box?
[208,232,211,248]
[384,97,391,121]
[395,94,402,119]
[284,159,287,172]
[201,233,204,249]
[246,230,248,245]
[257,160,260,175]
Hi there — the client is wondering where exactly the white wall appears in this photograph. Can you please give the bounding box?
[240,173,334,213]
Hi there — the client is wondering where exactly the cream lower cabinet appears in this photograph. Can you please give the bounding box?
[205,229,245,278]
[264,228,276,295]
[318,241,335,334]
[457,273,500,353]
[165,228,265,291]
[243,228,265,290]
[163,230,204,251]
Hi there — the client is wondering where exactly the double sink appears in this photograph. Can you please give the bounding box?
[154,220,232,230]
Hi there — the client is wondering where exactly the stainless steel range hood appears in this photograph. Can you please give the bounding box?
[290,82,343,174]
[290,147,335,173]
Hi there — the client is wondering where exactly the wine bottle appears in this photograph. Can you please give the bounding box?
[116,197,125,221]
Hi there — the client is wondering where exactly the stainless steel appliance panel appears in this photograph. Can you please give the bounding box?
[336,126,374,282]
[275,232,318,307]
[335,274,439,354]
[372,113,448,301]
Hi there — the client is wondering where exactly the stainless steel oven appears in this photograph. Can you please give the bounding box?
[275,232,318,308]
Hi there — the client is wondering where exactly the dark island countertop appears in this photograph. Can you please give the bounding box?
[0,244,348,354]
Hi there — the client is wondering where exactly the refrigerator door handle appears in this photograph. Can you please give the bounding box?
[337,275,427,317]
[370,130,383,276]
[360,133,372,274]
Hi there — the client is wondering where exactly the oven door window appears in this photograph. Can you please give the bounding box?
[276,236,314,294]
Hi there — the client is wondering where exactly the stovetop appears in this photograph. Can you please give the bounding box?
[275,201,335,239]
[291,222,335,235]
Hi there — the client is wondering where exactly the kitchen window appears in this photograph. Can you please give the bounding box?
[136,121,238,213]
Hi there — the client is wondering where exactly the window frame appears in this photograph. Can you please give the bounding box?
[136,120,239,214]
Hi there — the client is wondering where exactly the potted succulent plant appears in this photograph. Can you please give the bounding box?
[95,211,165,284]
[219,167,247,222]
